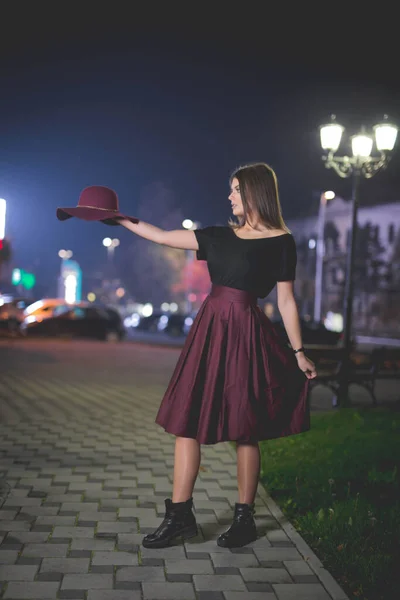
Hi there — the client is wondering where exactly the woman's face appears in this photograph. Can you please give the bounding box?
[229,177,244,218]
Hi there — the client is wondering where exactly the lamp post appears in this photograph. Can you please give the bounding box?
[102,237,120,264]
[314,190,335,324]
[182,219,200,313]
[319,115,398,407]
[57,250,73,298]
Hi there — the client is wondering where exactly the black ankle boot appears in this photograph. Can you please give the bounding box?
[217,502,257,548]
[142,497,198,549]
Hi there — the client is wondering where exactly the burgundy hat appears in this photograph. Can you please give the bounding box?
[57,186,138,225]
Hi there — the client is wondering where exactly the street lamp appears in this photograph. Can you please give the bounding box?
[102,237,120,263]
[319,114,398,406]
[182,219,194,230]
[58,249,73,260]
[314,190,335,324]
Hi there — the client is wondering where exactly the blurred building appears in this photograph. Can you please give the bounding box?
[268,197,400,337]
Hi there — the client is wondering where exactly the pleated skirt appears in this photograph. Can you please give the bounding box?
[155,285,310,445]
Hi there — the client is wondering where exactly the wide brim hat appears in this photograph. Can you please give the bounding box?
[57,185,138,225]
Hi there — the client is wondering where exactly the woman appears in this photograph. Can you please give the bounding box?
[116,162,317,550]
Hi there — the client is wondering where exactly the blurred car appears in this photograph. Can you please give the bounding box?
[273,318,342,346]
[20,306,125,341]
[102,307,126,340]
[125,311,164,332]
[0,296,32,335]
[23,298,86,322]
[157,313,194,337]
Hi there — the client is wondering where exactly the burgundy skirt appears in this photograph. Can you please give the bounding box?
[155,285,310,445]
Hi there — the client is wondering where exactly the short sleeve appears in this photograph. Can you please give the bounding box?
[194,226,216,261]
[277,235,297,281]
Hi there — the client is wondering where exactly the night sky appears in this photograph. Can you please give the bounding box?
[1,10,399,294]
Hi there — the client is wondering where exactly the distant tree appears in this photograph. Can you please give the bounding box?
[354,222,386,292]
[322,220,346,311]
[120,182,186,306]
[391,229,400,285]
[377,229,400,327]
[350,222,390,330]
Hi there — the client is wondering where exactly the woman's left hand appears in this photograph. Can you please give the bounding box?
[296,354,317,379]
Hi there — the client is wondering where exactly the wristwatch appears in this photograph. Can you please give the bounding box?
[293,346,305,354]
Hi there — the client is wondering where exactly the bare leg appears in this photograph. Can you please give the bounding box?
[172,436,201,503]
[236,442,260,504]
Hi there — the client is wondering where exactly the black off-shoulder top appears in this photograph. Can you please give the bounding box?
[194,226,297,299]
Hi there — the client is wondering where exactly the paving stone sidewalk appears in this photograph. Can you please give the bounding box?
[0,340,349,600]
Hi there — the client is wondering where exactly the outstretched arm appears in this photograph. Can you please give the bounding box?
[118,218,199,251]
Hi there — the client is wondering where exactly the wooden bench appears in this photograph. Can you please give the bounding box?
[305,345,400,406]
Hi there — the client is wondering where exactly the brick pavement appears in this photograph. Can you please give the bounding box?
[0,339,349,599]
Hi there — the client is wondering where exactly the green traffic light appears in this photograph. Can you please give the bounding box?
[11,267,36,289]
[22,273,36,290]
